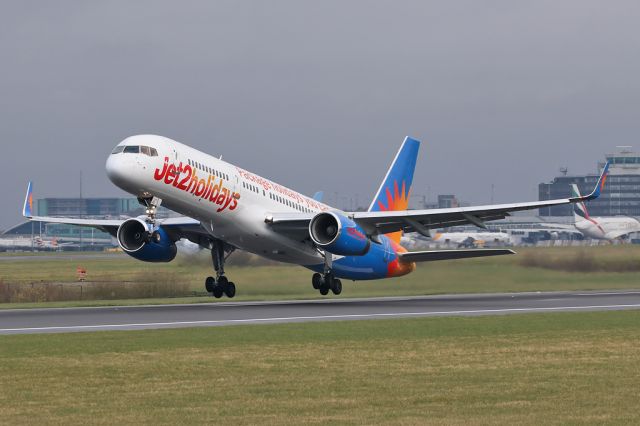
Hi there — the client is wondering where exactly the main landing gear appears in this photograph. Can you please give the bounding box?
[311,272,342,296]
[311,250,342,296]
[205,239,236,298]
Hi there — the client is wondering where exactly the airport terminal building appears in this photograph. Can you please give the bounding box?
[539,148,640,217]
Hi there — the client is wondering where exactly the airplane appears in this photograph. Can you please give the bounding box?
[402,231,511,249]
[570,184,640,240]
[0,236,66,251]
[22,135,609,298]
[432,231,512,248]
[0,236,37,251]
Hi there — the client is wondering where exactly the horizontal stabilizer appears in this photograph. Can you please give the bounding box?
[399,248,515,263]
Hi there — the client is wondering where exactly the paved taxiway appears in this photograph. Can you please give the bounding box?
[2,290,640,335]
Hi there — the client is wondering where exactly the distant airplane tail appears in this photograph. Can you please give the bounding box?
[23,182,34,218]
[368,136,420,243]
[570,184,590,222]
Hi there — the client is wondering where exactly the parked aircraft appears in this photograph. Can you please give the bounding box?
[571,184,640,240]
[432,231,512,248]
[23,135,609,297]
[0,236,65,251]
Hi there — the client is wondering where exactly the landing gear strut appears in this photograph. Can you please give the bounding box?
[138,195,162,223]
[205,239,236,298]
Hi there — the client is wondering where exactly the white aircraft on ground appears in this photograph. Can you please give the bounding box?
[0,236,66,251]
[570,184,640,241]
[432,231,512,247]
[22,135,609,297]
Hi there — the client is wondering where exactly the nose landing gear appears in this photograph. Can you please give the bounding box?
[205,239,236,298]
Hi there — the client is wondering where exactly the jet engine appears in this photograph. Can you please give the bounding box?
[309,212,370,256]
[116,218,177,262]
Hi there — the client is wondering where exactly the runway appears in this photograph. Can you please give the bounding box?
[2,290,640,335]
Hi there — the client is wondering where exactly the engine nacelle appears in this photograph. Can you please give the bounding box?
[116,218,177,262]
[309,212,370,256]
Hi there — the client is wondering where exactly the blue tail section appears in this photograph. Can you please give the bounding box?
[367,136,420,213]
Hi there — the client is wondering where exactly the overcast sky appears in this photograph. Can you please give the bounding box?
[2,1,640,228]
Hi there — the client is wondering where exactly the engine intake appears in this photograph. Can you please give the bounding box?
[309,212,370,256]
[116,218,177,262]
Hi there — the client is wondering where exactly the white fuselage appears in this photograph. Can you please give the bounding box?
[575,216,640,240]
[106,135,330,265]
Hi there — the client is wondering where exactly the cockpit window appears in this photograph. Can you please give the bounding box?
[114,145,158,155]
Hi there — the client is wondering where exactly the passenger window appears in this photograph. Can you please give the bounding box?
[111,146,124,154]
[123,145,140,154]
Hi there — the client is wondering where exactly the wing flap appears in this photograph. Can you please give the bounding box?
[399,248,515,263]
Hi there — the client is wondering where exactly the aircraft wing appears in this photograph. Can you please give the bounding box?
[603,230,636,241]
[24,214,208,243]
[268,162,609,239]
[22,183,210,245]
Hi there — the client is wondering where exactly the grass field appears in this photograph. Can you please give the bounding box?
[1,310,639,424]
[1,245,640,308]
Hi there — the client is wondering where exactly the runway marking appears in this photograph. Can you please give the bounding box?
[2,303,640,333]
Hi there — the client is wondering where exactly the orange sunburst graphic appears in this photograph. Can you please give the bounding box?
[376,180,410,244]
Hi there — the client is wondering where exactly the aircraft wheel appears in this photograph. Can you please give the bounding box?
[319,285,329,296]
[224,282,236,298]
[212,285,224,298]
[217,276,228,286]
[312,273,322,290]
[205,276,215,293]
[331,279,342,295]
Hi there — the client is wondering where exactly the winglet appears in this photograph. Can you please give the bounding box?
[23,182,34,218]
[577,162,609,201]
[312,191,324,202]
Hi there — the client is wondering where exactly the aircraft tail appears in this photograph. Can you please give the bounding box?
[368,136,420,243]
[23,182,34,218]
[571,184,590,222]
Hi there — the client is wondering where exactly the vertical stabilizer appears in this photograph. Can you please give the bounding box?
[23,182,34,218]
[368,137,420,243]
[571,184,589,222]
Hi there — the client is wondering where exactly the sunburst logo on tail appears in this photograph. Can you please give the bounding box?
[376,180,410,243]
[377,180,410,212]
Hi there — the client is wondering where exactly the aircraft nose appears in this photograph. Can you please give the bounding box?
[106,151,125,186]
